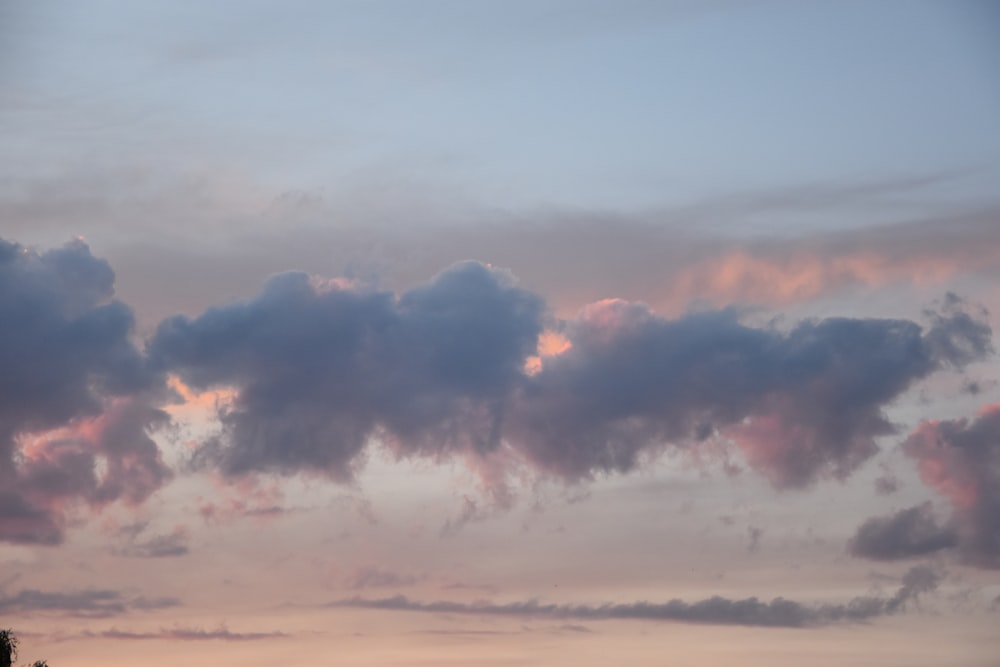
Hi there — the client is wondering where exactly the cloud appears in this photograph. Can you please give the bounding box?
[148,256,991,490]
[849,503,959,561]
[439,496,492,537]
[0,238,170,544]
[899,403,1000,569]
[332,565,940,628]
[508,295,990,487]
[874,464,900,495]
[8,165,1000,325]
[150,261,545,479]
[114,526,189,558]
[90,626,286,641]
[346,566,421,590]
[0,238,157,435]
[0,589,180,618]
[4,398,172,544]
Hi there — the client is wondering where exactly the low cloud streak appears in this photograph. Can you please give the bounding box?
[333,565,941,628]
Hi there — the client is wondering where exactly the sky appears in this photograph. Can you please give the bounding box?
[1,1,1000,665]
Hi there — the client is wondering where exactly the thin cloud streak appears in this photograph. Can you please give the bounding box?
[88,626,287,642]
[332,565,941,629]
[0,589,180,618]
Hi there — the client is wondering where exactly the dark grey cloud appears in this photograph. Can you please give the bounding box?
[849,503,958,561]
[333,565,940,628]
[0,492,61,545]
[129,596,184,611]
[0,239,154,438]
[900,403,1000,569]
[874,467,900,496]
[3,236,992,525]
[148,254,991,489]
[508,297,990,487]
[0,589,179,618]
[150,261,545,479]
[0,238,170,544]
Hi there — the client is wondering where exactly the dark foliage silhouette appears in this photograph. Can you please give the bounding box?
[0,629,46,667]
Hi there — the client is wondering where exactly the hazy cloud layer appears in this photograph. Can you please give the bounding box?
[6,167,1000,324]
[148,257,991,489]
[346,566,422,590]
[334,565,940,628]
[104,200,1000,328]
[0,239,170,544]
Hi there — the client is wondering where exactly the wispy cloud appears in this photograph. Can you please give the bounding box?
[0,589,180,618]
[346,566,422,590]
[113,525,189,558]
[87,626,287,642]
[332,565,941,629]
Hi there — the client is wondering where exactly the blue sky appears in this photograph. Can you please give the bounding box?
[5,0,999,211]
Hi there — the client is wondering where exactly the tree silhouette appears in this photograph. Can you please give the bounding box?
[0,628,17,667]
[0,629,47,667]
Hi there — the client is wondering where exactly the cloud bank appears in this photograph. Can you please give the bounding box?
[149,261,990,489]
[1,237,994,548]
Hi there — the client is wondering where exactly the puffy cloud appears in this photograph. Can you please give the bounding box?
[848,503,958,561]
[901,403,1000,568]
[333,565,940,628]
[0,239,170,544]
[0,239,155,443]
[509,297,990,487]
[149,261,545,479]
[149,257,990,489]
[4,398,172,544]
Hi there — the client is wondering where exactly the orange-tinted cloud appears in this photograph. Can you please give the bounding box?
[3,399,171,545]
[665,248,983,311]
